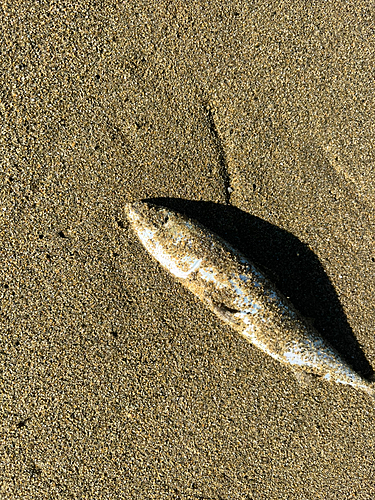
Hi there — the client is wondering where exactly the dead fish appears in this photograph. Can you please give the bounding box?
[125,201,374,397]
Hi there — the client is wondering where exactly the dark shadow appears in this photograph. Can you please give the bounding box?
[146,197,374,380]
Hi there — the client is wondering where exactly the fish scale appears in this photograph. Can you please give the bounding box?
[125,201,374,397]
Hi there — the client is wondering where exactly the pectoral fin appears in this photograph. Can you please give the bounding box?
[205,298,240,325]
[290,366,320,387]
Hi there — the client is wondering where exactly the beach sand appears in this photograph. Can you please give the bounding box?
[1,1,375,498]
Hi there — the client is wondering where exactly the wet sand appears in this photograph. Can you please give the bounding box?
[1,1,375,498]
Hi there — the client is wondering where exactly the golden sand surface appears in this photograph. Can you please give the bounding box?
[1,1,375,498]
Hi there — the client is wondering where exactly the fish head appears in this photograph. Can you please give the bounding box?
[125,201,204,279]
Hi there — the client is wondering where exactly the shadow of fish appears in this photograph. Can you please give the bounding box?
[125,201,374,397]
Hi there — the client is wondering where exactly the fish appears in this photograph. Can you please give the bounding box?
[125,201,374,397]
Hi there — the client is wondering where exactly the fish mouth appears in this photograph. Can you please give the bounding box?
[125,201,173,230]
[124,201,147,221]
[125,201,158,227]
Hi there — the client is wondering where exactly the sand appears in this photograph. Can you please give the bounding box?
[1,1,375,498]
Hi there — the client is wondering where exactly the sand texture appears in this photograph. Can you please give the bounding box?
[1,1,375,498]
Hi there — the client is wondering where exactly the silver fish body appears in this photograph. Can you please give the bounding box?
[125,201,374,397]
